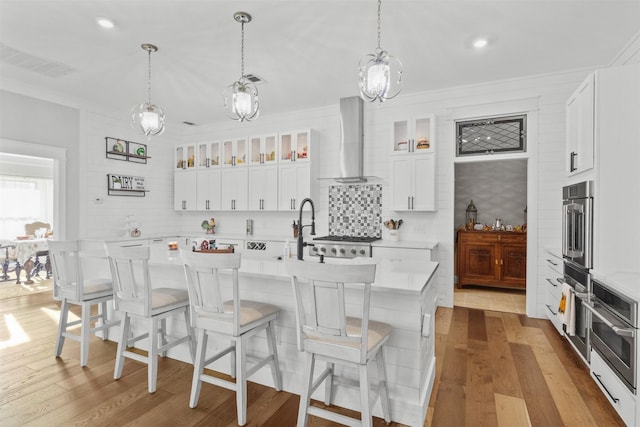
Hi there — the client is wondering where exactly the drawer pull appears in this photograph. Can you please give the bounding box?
[546,258,559,266]
[545,304,558,316]
[546,278,558,287]
[593,373,620,403]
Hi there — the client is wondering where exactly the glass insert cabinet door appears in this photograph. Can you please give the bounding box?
[392,116,435,153]
[197,141,220,168]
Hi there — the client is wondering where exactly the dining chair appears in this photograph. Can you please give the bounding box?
[181,250,282,426]
[286,259,392,427]
[48,240,120,367]
[105,243,195,393]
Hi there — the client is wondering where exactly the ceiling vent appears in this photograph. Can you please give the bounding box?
[244,73,265,84]
[0,43,76,78]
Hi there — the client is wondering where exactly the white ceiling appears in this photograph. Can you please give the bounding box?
[1,0,639,128]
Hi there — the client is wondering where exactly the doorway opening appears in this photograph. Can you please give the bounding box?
[453,158,528,314]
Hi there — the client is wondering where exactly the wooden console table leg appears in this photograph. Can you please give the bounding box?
[45,254,52,279]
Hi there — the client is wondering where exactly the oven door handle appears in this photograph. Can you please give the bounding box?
[583,302,636,338]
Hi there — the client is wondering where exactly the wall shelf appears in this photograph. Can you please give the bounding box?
[105,137,150,164]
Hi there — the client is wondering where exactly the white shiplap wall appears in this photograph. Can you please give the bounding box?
[77,69,590,318]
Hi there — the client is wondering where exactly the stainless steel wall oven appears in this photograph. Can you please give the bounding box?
[563,261,591,362]
[585,278,638,394]
[562,181,594,270]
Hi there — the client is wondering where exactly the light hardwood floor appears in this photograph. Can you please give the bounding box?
[454,285,526,314]
[0,292,625,426]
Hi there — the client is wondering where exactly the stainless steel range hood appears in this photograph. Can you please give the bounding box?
[320,96,377,183]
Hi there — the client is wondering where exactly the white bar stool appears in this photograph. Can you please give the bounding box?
[286,259,392,427]
[105,243,195,393]
[181,250,282,426]
[48,240,120,367]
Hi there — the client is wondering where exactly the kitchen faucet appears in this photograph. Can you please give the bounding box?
[297,198,316,260]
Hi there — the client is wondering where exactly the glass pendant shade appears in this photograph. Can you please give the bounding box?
[131,43,164,138]
[359,0,403,103]
[131,102,165,136]
[224,12,259,122]
[224,79,259,122]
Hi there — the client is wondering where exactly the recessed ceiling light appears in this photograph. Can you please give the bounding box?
[96,17,115,29]
[472,38,488,49]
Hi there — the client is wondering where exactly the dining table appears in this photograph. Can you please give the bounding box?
[0,238,50,284]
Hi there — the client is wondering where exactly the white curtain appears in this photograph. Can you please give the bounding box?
[0,176,53,240]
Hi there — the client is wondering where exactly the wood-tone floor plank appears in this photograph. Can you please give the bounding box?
[466,336,498,426]
[0,291,627,427]
[468,308,488,341]
[494,393,532,427]
[509,342,563,427]
[485,316,524,399]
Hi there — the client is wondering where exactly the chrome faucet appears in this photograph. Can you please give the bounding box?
[297,198,316,260]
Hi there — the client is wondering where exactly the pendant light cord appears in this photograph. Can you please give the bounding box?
[147,48,152,105]
[377,0,382,49]
[240,20,245,79]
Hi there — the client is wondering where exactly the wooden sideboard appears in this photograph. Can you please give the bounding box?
[457,230,527,290]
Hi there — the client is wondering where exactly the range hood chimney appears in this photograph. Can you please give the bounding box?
[322,96,376,184]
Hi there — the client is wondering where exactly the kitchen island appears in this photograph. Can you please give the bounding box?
[80,238,438,426]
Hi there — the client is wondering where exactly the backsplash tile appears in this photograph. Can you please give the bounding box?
[328,184,382,237]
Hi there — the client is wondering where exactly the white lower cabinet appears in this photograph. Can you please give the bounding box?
[278,163,310,211]
[196,169,221,211]
[590,350,636,426]
[541,253,564,334]
[390,154,435,211]
[174,171,197,211]
[221,168,248,211]
[248,166,278,211]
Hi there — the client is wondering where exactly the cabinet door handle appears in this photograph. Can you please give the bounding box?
[500,259,504,265]
[412,196,414,210]
[408,197,411,210]
[183,200,186,210]
[545,304,558,316]
[495,259,498,265]
[292,150,296,161]
[546,258,558,266]
[593,373,620,403]
[570,151,577,172]
[545,278,558,287]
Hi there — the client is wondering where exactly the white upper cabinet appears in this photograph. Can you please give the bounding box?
[390,155,435,211]
[249,134,278,166]
[196,169,221,211]
[196,141,221,169]
[392,115,435,154]
[174,170,197,210]
[248,165,278,211]
[221,168,248,210]
[222,137,248,167]
[279,130,311,163]
[279,162,311,211]
[175,143,197,171]
[566,73,595,176]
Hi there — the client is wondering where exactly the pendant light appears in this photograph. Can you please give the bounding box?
[131,43,165,137]
[359,0,403,102]
[223,12,259,122]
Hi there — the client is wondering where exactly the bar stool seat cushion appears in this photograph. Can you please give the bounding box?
[84,278,114,294]
[218,300,280,326]
[152,288,190,309]
[307,317,392,352]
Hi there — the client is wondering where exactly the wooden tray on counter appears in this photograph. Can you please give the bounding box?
[194,248,234,254]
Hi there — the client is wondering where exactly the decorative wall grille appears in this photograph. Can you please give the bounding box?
[456,115,526,156]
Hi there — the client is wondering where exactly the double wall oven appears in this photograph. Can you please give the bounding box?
[585,278,638,393]
[561,181,594,362]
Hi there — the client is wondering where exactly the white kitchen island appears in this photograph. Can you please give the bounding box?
[81,238,438,426]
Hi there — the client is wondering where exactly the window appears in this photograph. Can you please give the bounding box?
[0,154,54,240]
[456,115,526,157]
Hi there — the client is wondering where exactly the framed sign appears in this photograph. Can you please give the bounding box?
[107,174,148,196]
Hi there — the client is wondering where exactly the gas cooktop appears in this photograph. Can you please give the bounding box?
[313,235,380,243]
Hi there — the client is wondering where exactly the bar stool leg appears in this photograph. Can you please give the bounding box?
[148,317,159,393]
[80,302,91,367]
[114,313,130,380]
[189,328,207,408]
[265,320,282,391]
[297,352,315,427]
[359,363,372,427]
[55,299,70,357]
[236,335,248,426]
